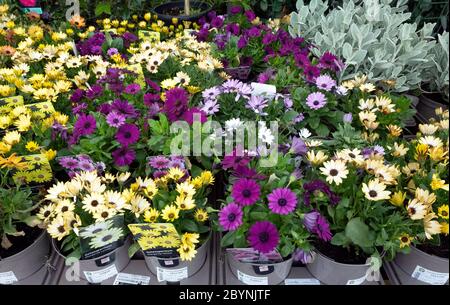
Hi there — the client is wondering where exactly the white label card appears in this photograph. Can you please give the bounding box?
[237,270,268,285]
[0,271,18,285]
[83,264,118,283]
[113,273,151,285]
[285,278,321,285]
[251,83,277,97]
[156,267,188,282]
[346,275,367,285]
[412,265,449,285]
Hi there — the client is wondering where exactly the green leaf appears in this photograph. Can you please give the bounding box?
[128,242,141,258]
[316,124,330,137]
[308,116,320,129]
[345,218,374,248]
[95,1,111,16]
[221,231,236,247]
[249,212,267,221]
[283,110,299,122]
[331,232,351,246]
[181,219,199,232]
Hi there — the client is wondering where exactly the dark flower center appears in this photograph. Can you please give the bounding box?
[92,228,103,234]
[227,213,236,222]
[169,213,174,218]
[242,189,252,198]
[101,235,113,242]
[101,212,109,218]
[57,226,66,233]
[349,153,355,158]
[61,206,69,213]
[44,211,51,217]
[409,208,416,214]
[401,236,409,243]
[84,122,91,129]
[442,211,448,217]
[313,100,319,105]
[91,200,99,207]
[259,232,269,243]
[329,169,339,176]
[278,198,287,207]
[369,190,378,198]
[124,131,131,139]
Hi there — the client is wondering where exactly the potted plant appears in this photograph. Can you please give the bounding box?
[416,32,449,122]
[151,1,213,24]
[126,156,215,283]
[217,151,322,285]
[38,170,137,284]
[389,109,449,285]
[0,186,49,284]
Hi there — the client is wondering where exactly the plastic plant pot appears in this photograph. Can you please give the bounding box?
[144,232,211,283]
[416,94,449,122]
[393,245,449,285]
[52,236,132,284]
[151,1,212,24]
[0,231,50,284]
[226,251,294,285]
[306,249,374,285]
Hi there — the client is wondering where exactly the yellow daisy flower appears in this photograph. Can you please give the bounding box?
[161,204,180,222]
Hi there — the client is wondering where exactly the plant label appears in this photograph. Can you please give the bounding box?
[83,264,118,283]
[156,266,188,282]
[237,270,268,285]
[251,83,276,97]
[113,273,150,285]
[284,278,321,285]
[346,275,367,285]
[0,271,18,285]
[412,265,449,285]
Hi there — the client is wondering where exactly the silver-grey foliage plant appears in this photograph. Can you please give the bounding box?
[289,0,439,92]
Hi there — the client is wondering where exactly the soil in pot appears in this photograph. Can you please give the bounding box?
[314,240,368,265]
[0,225,42,258]
[416,236,449,259]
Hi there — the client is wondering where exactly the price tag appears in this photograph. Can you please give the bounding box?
[113,273,151,285]
[237,270,268,285]
[156,267,188,282]
[346,275,367,285]
[412,265,449,285]
[285,278,321,285]
[83,264,118,283]
[0,271,18,285]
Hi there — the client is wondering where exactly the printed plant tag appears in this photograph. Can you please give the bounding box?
[79,215,126,260]
[11,154,53,185]
[237,270,268,285]
[25,101,55,119]
[128,223,180,257]
[127,64,146,88]
[138,31,160,43]
[346,275,367,285]
[113,273,150,285]
[412,265,449,285]
[156,266,188,282]
[83,264,118,283]
[285,278,321,285]
[227,248,283,264]
[251,82,277,97]
[0,271,18,285]
[0,96,24,109]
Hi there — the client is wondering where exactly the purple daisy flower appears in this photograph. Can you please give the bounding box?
[112,146,136,167]
[244,10,256,22]
[294,113,305,123]
[59,157,79,170]
[343,113,353,123]
[290,137,307,155]
[306,92,327,110]
[72,103,87,115]
[98,103,112,115]
[79,160,95,172]
[202,87,221,101]
[201,100,220,115]
[373,145,385,156]
[168,159,186,169]
[106,112,126,128]
[246,95,268,115]
[124,83,141,95]
[148,156,171,169]
[219,203,243,231]
[315,75,336,91]
[111,99,137,118]
[231,178,261,206]
[86,85,103,100]
[70,89,85,103]
[314,214,332,242]
[267,188,298,215]
[303,211,320,232]
[153,170,168,179]
[248,221,279,254]
[182,108,207,125]
[211,16,224,29]
[230,6,242,15]
[74,114,97,136]
[222,147,250,170]
[115,123,140,146]
[293,249,314,264]
[163,87,189,122]
[225,23,240,36]
[304,65,321,82]
[318,51,339,71]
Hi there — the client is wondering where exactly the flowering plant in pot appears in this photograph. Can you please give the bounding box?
[216,151,326,284]
[384,109,449,284]
[300,119,420,284]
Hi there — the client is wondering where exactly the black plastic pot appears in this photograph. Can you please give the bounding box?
[151,1,212,24]
[415,93,449,123]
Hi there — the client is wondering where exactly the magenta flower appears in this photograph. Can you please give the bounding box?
[148,156,170,169]
[231,178,261,206]
[74,114,97,136]
[303,211,320,232]
[318,51,339,71]
[303,65,321,82]
[115,123,140,146]
[112,146,136,167]
[306,92,327,110]
[219,203,243,231]
[79,160,95,172]
[111,99,137,118]
[163,87,189,122]
[314,214,332,242]
[124,83,141,95]
[106,112,126,128]
[244,10,256,22]
[267,188,298,215]
[230,6,242,15]
[248,221,279,253]
[315,75,336,91]
[182,108,207,125]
